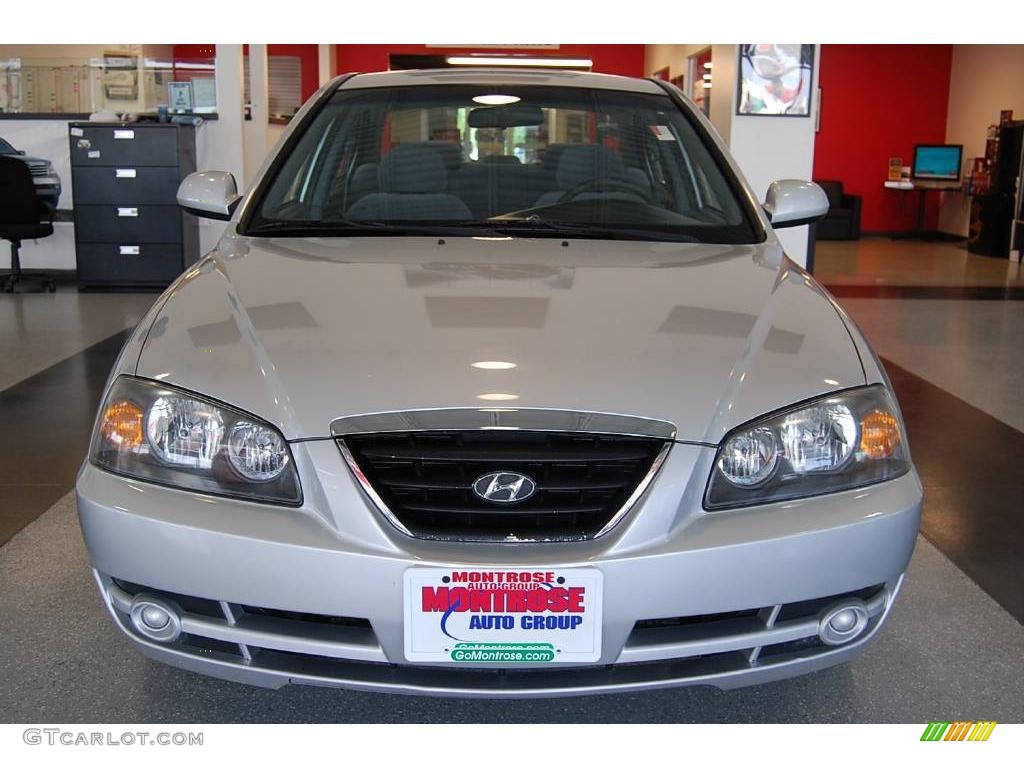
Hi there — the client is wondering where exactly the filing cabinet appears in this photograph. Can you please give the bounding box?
[69,123,199,288]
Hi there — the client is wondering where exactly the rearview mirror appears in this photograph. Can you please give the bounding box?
[468,104,544,129]
[763,180,828,228]
[177,171,242,221]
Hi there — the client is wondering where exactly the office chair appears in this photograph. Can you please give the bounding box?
[0,155,56,293]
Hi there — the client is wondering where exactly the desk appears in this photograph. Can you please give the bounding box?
[883,180,962,239]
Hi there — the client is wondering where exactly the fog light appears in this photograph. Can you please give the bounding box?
[140,605,170,630]
[817,599,869,646]
[129,595,181,643]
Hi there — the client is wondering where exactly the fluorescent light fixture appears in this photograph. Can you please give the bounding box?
[703,62,713,69]
[472,94,521,105]
[472,361,517,370]
[702,73,712,80]
[476,393,520,401]
[702,82,713,89]
[447,56,592,68]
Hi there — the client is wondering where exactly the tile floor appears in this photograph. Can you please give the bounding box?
[815,237,1024,288]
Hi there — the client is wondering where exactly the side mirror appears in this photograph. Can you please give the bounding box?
[763,180,829,228]
[16,149,26,155]
[177,171,242,221]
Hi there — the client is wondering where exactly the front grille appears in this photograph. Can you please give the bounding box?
[342,431,669,541]
[27,163,49,177]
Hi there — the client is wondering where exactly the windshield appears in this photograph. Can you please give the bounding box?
[0,138,16,154]
[246,84,761,243]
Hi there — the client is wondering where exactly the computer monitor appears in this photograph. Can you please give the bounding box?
[912,144,963,181]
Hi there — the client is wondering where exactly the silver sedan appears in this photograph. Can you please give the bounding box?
[77,68,921,697]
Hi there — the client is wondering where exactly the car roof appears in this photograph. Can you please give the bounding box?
[335,68,667,95]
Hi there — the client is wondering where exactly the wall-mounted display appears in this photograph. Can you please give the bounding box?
[737,44,814,116]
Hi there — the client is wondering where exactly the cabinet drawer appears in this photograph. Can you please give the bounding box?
[72,166,183,205]
[76,243,183,285]
[70,125,179,166]
[74,205,183,243]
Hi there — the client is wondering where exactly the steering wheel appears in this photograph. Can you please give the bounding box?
[556,177,651,204]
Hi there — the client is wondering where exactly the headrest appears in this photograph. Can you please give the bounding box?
[379,145,448,193]
[405,142,463,172]
[556,145,625,188]
[542,144,569,172]
[350,163,379,190]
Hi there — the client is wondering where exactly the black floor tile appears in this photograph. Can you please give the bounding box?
[883,358,1024,623]
[826,285,1024,300]
[0,484,74,548]
[0,330,130,546]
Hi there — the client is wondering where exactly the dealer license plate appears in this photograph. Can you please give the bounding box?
[404,567,603,664]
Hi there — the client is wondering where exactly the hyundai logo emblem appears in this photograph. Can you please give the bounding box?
[472,472,537,504]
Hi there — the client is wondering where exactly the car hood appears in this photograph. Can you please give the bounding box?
[136,233,864,443]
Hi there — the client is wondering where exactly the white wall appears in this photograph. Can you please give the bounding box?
[714,45,819,265]
[939,44,1024,236]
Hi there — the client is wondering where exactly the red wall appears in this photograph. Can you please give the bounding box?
[266,45,320,103]
[813,44,953,233]
[332,44,646,79]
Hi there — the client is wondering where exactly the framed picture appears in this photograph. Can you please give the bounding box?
[167,81,194,112]
[737,44,815,116]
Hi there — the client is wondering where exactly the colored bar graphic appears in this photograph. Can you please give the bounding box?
[970,722,997,741]
[921,721,996,741]
[944,722,971,741]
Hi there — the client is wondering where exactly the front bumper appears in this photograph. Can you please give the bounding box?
[76,441,923,698]
[32,176,61,203]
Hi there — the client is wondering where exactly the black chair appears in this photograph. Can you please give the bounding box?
[0,155,56,293]
[813,179,862,241]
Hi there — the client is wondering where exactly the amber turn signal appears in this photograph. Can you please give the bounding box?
[859,409,901,459]
[100,400,144,449]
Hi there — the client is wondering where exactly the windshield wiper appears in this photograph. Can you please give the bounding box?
[484,215,697,242]
[245,219,484,238]
[246,219,401,236]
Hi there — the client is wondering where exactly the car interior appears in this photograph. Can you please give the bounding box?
[256,86,751,236]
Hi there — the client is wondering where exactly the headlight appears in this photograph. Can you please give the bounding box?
[705,385,909,510]
[90,376,301,505]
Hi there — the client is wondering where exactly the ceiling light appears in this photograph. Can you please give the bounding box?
[476,393,520,401]
[447,56,592,68]
[472,94,521,105]
[472,361,517,370]
[702,82,713,89]
[702,73,712,81]
[703,62,713,69]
